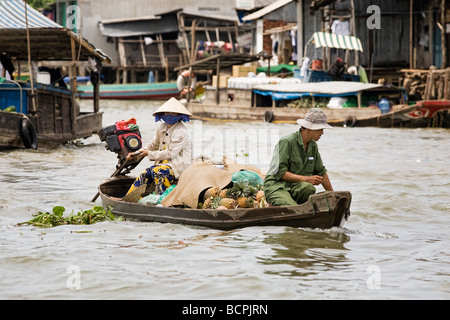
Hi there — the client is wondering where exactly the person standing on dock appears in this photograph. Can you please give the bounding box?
[177,70,197,100]
[125,98,193,196]
[263,108,333,206]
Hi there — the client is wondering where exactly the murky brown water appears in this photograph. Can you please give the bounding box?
[1,100,449,300]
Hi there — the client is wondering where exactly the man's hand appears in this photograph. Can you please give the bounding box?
[303,175,324,185]
[126,149,148,161]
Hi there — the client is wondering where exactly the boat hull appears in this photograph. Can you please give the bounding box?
[77,82,180,100]
[98,176,352,230]
[0,110,103,149]
[186,86,450,128]
[0,82,103,149]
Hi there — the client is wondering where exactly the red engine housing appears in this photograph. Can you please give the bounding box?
[98,118,143,169]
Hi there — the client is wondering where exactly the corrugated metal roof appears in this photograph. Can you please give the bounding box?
[0,0,111,63]
[242,0,292,21]
[0,0,61,29]
[99,8,238,38]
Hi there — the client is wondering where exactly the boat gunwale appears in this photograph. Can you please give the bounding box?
[98,176,351,230]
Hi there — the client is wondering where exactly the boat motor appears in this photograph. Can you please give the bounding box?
[98,118,143,175]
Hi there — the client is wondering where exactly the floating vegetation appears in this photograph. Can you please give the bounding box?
[19,205,123,228]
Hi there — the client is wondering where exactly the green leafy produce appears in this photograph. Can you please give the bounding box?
[20,205,122,228]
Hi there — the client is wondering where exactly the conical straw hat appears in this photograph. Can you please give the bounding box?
[152,97,193,117]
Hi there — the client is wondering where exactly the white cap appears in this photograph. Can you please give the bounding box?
[296,108,332,130]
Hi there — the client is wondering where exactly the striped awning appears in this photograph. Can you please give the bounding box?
[0,0,61,29]
[312,32,363,52]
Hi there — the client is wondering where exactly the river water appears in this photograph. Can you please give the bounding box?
[0,99,449,300]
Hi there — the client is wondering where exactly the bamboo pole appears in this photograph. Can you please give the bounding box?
[409,0,413,69]
[70,37,78,134]
[350,0,358,66]
[444,68,450,100]
[441,0,447,68]
[24,0,36,113]
[215,57,220,105]
[139,36,147,66]
[190,20,196,63]
[118,38,127,84]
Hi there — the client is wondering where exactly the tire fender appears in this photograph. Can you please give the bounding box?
[264,110,274,123]
[343,116,357,127]
[20,116,38,149]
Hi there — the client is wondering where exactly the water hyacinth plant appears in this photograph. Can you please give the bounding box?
[20,205,122,228]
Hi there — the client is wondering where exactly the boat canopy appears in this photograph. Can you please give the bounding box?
[0,0,111,63]
[253,81,383,100]
[308,32,363,52]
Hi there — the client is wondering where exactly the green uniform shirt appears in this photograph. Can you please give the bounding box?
[264,129,327,193]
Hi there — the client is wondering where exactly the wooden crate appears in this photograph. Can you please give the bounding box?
[232,65,257,77]
[212,75,230,88]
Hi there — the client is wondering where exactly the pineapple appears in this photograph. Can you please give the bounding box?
[219,189,228,198]
[202,197,212,209]
[210,196,222,210]
[204,186,220,200]
[259,199,268,208]
[219,197,237,209]
[203,196,222,209]
[226,181,256,199]
[256,190,265,202]
[216,206,228,210]
[237,196,254,208]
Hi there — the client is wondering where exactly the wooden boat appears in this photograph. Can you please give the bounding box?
[98,176,352,230]
[77,82,180,100]
[177,53,449,128]
[0,82,104,149]
[188,81,403,123]
[187,81,450,128]
[0,0,111,149]
[333,100,450,128]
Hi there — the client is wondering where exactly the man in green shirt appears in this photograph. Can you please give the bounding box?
[263,108,333,206]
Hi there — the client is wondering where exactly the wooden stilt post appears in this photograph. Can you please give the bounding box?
[441,0,447,68]
[187,66,193,103]
[216,57,221,105]
[24,0,37,113]
[70,36,78,134]
[118,37,127,84]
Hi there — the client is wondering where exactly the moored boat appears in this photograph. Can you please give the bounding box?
[98,176,352,230]
[187,80,407,124]
[177,51,449,128]
[0,0,111,149]
[77,81,180,100]
[187,80,450,128]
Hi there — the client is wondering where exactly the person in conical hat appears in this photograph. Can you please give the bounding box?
[263,108,333,206]
[152,97,193,121]
[125,98,193,197]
